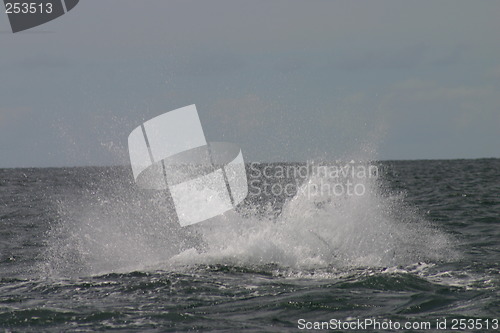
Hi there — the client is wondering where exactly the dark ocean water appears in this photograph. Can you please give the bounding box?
[0,159,499,332]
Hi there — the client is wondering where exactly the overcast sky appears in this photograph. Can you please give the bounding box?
[1,0,499,167]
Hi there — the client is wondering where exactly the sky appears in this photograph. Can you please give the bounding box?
[1,0,499,168]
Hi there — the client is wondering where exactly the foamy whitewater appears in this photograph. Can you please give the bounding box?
[41,160,455,277]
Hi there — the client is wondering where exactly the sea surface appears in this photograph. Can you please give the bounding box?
[0,159,499,332]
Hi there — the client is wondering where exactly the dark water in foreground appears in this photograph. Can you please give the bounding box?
[0,159,499,332]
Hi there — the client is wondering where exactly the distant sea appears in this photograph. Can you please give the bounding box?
[0,159,499,332]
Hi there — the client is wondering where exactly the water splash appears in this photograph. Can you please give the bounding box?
[40,161,456,278]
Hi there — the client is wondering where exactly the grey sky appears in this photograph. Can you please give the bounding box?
[1,0,499,167]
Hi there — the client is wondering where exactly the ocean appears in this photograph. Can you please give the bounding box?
[0,159,499,332]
